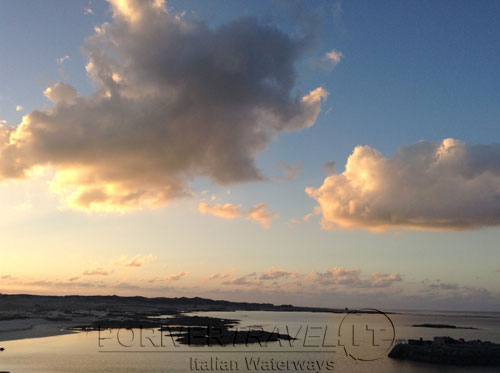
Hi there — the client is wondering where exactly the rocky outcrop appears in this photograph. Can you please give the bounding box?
[412,324,479,330]
[389,337,500,366]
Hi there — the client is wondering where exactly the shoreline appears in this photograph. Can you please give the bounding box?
[0,293,364,344]
[0,318,79,342]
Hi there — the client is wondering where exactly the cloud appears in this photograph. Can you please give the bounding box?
[259,267,291,280]
[43,83,78,104]
[53,280,96,288]
[369,272,402,288]
[222,276,261,286]
[316,267,361,286]
[307,138,500,232]
[322,49,343,68]
[208,269,235,280]
[198,203,244,219]
[24,280,57,287]
[311,49,343,71]
[7,275,495,311]
[303,208,320,222]
[82,267,110,276]
[322,161,335,174]
[165,271,188,281]
[84,8,94,15]
[0,0,327,213]
[428,282,460,291]
[248,203,279,228]
[16,105,23,112]
[56,55,70,65]
[316,267,402,288]
[271,160,304,181]
[207,266,401,290]
[115,253,156,267]
[208,273,230,280]
[199,202,278,228]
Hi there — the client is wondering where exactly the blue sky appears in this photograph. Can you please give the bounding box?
[0,0,499,311]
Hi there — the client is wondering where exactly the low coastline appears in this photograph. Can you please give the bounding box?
[0,293,348,343]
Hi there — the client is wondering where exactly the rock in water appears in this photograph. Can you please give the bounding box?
[389,337,500,366]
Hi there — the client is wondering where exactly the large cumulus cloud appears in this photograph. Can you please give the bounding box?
[307,138,500,231]
[0,0,327,212]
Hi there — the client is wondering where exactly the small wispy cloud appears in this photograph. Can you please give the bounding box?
[248,203,278,229]
[322,161,336,175]
[259,267,292,280]
[165,272,188,281]
[222,276,261,287]
[15,105,23,112]
[303,207,320,222]
[84,8,94,15]
[198,203,245,219]
[311,49,344,71]
[323,49,343,68]
[316,267,402,288]
[208,269,234,280]
[56,55,70,65]
[199,202,278,228]
[271,160,304,182]
[115,254,156,267]
[82,267,110,276]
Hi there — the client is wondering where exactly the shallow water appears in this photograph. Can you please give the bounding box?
[0,310,499,372]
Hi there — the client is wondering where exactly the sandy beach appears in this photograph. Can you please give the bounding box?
[0,318,78,342]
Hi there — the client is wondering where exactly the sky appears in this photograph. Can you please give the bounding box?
[0,0,499,311]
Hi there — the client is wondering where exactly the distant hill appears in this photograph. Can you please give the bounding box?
[0,293,343,314]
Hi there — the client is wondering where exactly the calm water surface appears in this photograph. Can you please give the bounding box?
[1,310,499,372]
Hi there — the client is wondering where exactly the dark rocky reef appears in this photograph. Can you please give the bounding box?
[172,325,294,346]
[74,315,238,331]
[73,314,239,330]
[389,337,500,366]
[75,314,294,346]
[412,323,479,330]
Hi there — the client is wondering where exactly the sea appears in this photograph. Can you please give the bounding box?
[1,310,499,372]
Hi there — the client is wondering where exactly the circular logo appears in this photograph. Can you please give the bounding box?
[337,308,395,361]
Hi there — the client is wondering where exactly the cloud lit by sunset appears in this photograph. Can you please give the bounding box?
[0,0,499,314]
